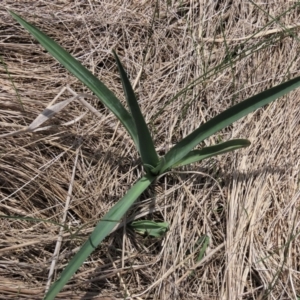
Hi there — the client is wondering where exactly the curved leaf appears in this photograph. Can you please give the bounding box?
[172,139,250,168]
[9,11,139,149]
[159,76,300,173]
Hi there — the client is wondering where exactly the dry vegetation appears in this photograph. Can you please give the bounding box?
[1,1,300,299]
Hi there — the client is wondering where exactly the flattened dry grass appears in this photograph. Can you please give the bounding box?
[1,1,300,299]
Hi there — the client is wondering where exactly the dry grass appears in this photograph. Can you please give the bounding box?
[1,1,300,299]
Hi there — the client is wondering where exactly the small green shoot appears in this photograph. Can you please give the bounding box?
[0,55,24,111]
[189,235,210,277]
[130,220,169,238]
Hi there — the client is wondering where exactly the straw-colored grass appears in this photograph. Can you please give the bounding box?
[1,1,300,299]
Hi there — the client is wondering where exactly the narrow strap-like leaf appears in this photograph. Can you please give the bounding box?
[160,75,300,173]
[172,139,250,168]
[44,173,155,300]
[113,51,159,172]
[9,11,139,148]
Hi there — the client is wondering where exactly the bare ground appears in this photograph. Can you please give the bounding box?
[1,1,300,299]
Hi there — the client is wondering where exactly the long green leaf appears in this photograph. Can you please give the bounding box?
[172,139,250,167]
[45,173,155,300]
[113,51,159,172]
[9,11,139,149]
[159,76,300,173]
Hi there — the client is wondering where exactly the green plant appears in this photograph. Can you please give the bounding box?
[130,220,169,237]
[9,11,300,300]
[188,235,210,277]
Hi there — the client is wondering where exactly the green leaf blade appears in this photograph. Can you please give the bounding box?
[9,11,139,148]
[130,220,169,237]
[161,76,300,173]
[172,139,250,168]
[45,174,155,300]
[113,51,159,171]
